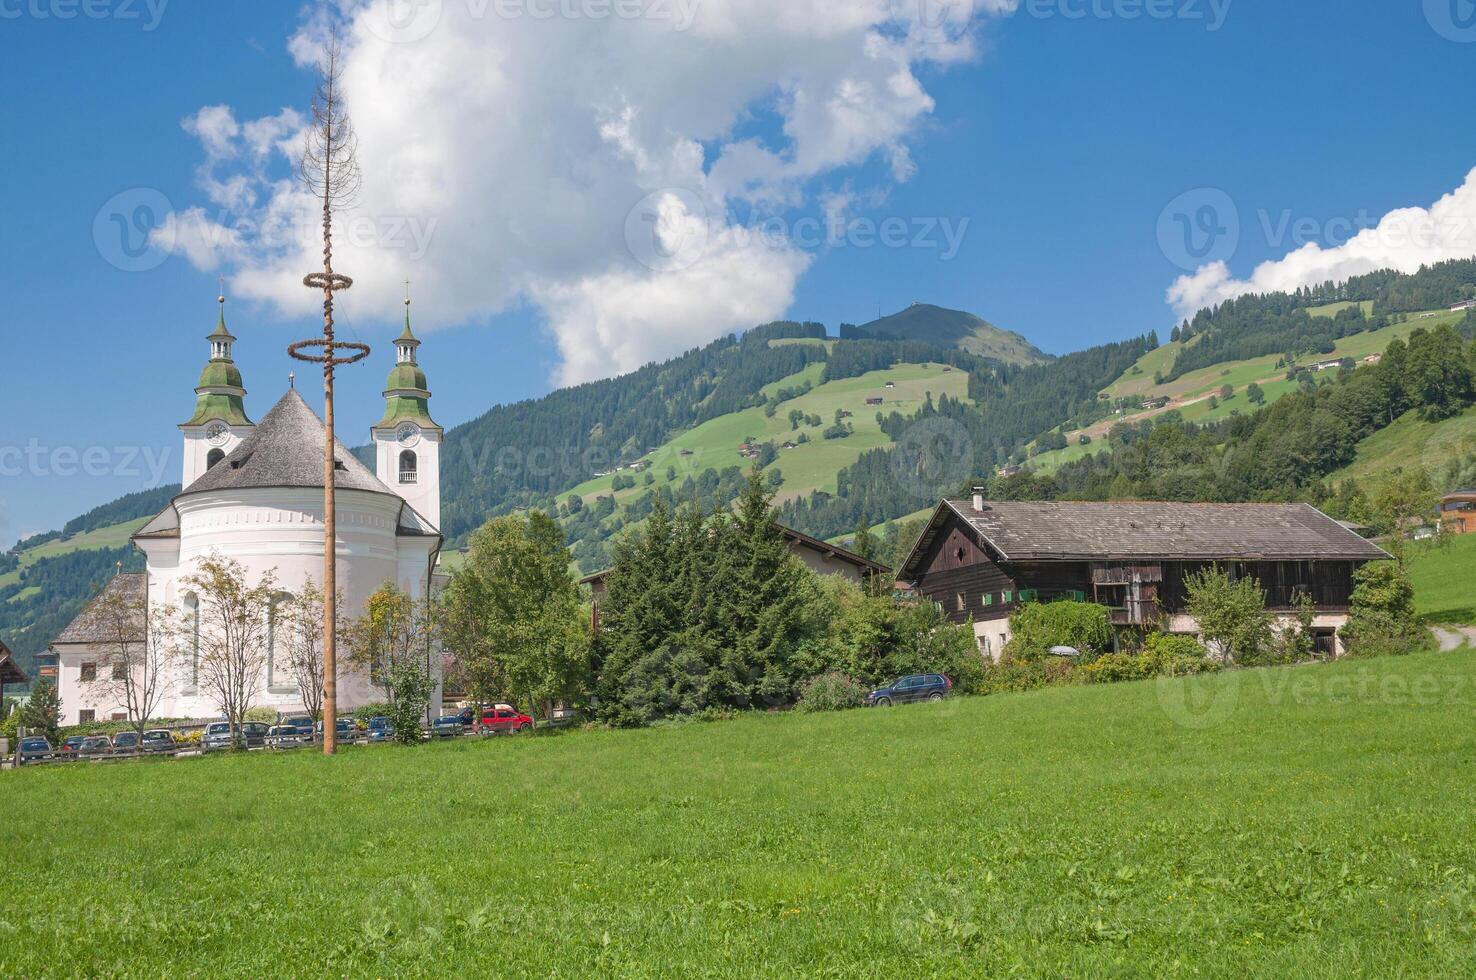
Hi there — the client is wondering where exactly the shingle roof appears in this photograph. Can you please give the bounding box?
[180,390,393,498]
[0,639,27,685]
[52,572,147,646]
[902,500,1388,573]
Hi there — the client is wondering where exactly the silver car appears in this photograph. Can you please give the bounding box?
[266,725,308,749]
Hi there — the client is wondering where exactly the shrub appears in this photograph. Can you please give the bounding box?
[352,702,394,722]
[244,706,279,725]
[794,672,868,712]
[1080,636,1219,684]
[1003,601,1112,664]
[1342,562,1428,657]
[797,577,987,693]
[1184,566,1273,665]
[976,658,1080,695]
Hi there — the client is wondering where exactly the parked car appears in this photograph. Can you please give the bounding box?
[284,715,315,737]
[241,722,271,748]
[110,731,141,754]
[366,716,395,742]
[477,707,533,734]
[315,718,356,743]
[203,721,271,751]
[431,711,469,738]
[60,735,88,756]
[141,730,177,754]
[17,736,54,765]
[77,736,112,758]
[266,725,308,749]
[202,722,234,751]
[865,673,952,707]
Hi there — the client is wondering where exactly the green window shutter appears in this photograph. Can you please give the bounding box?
[1002,589,1014,603]
[983,593,993,606]
[1019,588,1037,602]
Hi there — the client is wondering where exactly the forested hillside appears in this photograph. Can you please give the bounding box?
[10,260,1476,683]
[988,322,1476,532]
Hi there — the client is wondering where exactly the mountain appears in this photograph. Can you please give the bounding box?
[11,269,1475,684]
[842,304,1050,366]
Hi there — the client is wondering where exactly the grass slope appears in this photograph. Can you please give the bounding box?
[1328,404,1476,488]
[1407,535,1476,624]
[0,517,148,591]
[1030,314,1462,474]
[3,651,1475,975]
[565,362,970,507]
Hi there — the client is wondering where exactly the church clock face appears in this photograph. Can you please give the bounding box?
[205,421,231,447]
[395,422,421,448]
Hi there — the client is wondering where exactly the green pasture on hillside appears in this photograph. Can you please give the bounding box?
[1407,534,1476,625]
[4,650,1476,975]
[565,362,970,508]
[0,517,148,591]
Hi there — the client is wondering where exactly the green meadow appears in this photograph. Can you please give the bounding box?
[4,649,1476,976]
[565,361,970,507]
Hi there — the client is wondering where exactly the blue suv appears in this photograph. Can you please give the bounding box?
[865,673,953,706]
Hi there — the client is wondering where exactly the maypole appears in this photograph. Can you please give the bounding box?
[288,35,369,755]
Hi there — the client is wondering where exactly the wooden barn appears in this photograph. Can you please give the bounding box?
[897,494,1390,660]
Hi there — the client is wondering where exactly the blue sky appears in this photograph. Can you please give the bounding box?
[2,0,1474,543]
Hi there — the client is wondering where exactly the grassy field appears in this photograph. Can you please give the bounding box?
[565,362,969,508]
[1031,314,1461,473]
[1407,534,1476,624]
[1328,404,1476,488]
[0,517,148,590]
[4,651,1476,975]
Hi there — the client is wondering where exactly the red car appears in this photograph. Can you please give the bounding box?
[477,707,533,734]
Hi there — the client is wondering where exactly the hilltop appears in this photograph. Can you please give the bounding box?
[843,303,1050,365]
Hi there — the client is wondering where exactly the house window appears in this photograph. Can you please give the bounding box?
[206,448,225,469]
[399,449,418,484]
[80,662,97,682]
[111,660,127,681]
[79,709,95,724]
[1002,590,1014,603]
[982,593,993,606]
[956,592,965,612]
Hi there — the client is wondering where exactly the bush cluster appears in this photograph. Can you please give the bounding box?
[794,672,868,712]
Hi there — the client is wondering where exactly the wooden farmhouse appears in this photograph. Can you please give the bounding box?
[897,494,1389,661]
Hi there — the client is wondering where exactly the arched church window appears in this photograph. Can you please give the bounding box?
[266,591,293,688]
[206,448,225,469]
[399,450,418,484]
[182,591,200,686]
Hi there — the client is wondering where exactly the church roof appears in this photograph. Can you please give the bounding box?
[53,573,147,647]
[179,389,394,498]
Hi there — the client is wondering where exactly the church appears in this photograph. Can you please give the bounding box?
[49,296,447,726]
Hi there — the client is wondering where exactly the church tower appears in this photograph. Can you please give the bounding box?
[180,292,253,488]
[371,293,442,528]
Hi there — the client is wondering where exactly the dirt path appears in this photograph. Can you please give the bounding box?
[1432,626,1476,651]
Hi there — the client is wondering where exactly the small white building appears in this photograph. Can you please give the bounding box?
[50,299,447,726]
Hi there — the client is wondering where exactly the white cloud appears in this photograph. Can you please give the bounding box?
[166,0,989,385]
[1168,168,1476,318]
